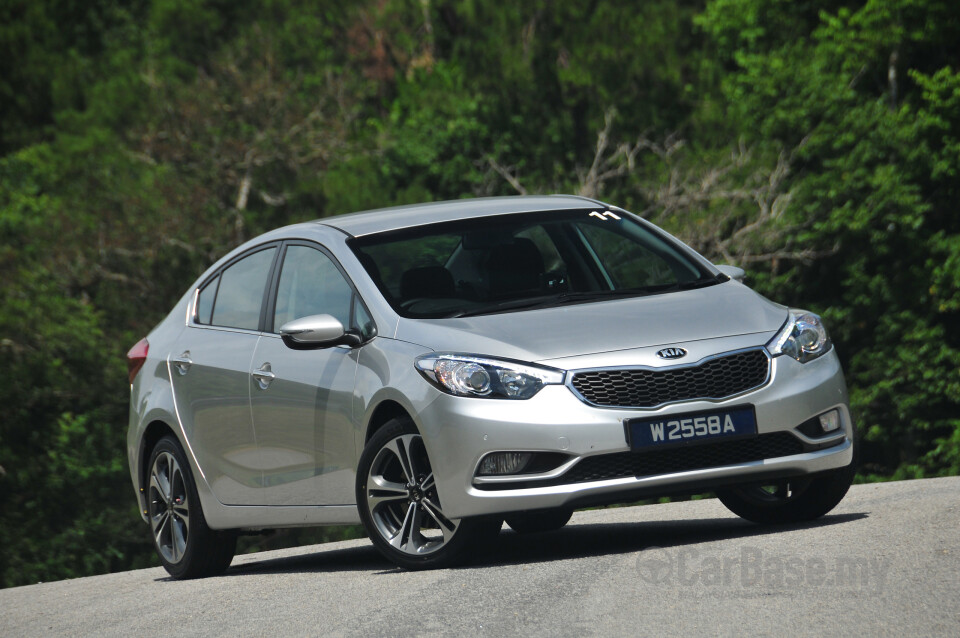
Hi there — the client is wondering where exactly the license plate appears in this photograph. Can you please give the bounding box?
[626,406,757,451]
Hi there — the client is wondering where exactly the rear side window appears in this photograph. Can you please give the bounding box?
[208,247,277,330]
[195,275,219,325]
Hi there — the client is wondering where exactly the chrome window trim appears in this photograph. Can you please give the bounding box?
[183,238,377,341]
[186,242,281,329]
[182,322,264,337]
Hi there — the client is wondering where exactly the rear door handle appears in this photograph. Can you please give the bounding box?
[172,352,192,375]
[252,362,275,390]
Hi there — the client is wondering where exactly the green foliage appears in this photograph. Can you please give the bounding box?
[697,0,960,476]
[2,0,960,587]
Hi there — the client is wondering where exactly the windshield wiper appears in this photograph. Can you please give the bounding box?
[445,295,563,318]
[447,287,671,318]
[678,274,724,290]
[554,288,665,302]
[445,277,723,318]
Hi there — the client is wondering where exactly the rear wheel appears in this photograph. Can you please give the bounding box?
[147,435,236,578]
[356,417,501,570]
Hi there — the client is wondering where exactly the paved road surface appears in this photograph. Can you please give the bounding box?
[2,477,958,637]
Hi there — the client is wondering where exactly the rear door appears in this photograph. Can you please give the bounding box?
[169,245,278,505]
[249,242,368,505]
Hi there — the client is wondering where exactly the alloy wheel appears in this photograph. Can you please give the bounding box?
[365,433,458,556]
[148,451,190,564]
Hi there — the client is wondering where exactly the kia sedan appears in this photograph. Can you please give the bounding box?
[126,195,855,576]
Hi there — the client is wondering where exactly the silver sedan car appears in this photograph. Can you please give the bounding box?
[126,195,855,576]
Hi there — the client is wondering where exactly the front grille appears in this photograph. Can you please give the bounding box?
[570,349,769,408]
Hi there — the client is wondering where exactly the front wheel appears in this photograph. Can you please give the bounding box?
[356,417,501,570]
[716,462,855,525]
[505,508,573,534]
[147,435,236,578]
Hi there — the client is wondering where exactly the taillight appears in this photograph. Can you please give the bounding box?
[127,338,149,384]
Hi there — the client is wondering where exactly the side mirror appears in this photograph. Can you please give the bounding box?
[716,264,746,283]
[279,314,361,350]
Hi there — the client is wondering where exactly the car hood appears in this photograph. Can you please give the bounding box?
[394,281,788,364]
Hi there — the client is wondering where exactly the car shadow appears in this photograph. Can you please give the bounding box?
[201,511,868,579]
[466,512,868,570]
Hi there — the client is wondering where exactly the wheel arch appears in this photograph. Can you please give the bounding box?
[364,399,414,444]
[135,420,179,519]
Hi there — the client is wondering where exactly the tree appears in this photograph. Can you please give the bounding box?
[697,0,960,476]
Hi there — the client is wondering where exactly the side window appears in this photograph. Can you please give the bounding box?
[577,223,679,288]
[210,247,277,330]
[354,295,376,340]
[273,245,354,331]
[195,275,219,325]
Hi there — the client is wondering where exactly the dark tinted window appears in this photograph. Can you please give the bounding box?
[210,247,276,330]
[350,209,713,318]
[357,235,460,299]
[576,222,696,288]
[273,245,353,330]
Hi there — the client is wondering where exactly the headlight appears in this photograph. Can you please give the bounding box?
[766,311,832,363]
[415,354,565,399]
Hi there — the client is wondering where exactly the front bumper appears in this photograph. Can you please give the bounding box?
[415,347,853,519]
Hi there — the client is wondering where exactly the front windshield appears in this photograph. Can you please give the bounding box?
[349,209,717,318]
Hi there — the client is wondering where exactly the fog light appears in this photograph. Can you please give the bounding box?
[478,452,532,475]
[819,409,841,433]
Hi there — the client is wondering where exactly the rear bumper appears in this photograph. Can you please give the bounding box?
[416,348,853,519]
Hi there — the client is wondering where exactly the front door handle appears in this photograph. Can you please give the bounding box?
[172,352,192,375]
[252,362,275,390]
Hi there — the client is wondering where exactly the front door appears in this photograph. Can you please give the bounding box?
[250,243,361,505]
[249,335,358,505]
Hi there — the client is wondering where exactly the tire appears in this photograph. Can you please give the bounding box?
[147,435,236,579]
[505,508,573,534]
[716,461,855,525]
[356,417,501,570]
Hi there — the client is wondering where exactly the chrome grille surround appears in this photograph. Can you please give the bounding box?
[568,348,771,409]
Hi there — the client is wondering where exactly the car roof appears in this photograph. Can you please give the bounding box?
[315,195,607,237]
